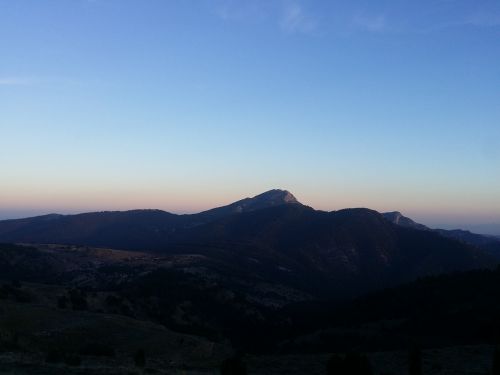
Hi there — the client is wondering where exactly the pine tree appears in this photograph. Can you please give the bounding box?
[220,356,246,375]
[409,347,422,375]
[134,348,146,368]
[492,346,500,375]
[327,354,345,375]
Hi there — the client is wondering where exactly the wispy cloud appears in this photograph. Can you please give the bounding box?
[412,13,500,35]
[279,1,317,35]
[466,12,500,27]
[214,0,271,23]
[213,0,318,35]
[0,77,37,86]
[352,14,387,33]
[0,76,92,88]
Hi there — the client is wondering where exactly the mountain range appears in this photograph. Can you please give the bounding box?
[0,189,497,297]
[2,189,500,371]
[382,211,500,260]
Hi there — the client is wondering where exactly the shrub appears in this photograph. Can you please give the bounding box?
[69,289,88,311]
[57,295,68,309]
[0,285,8,299]
[64,354,82,366]
[0,332,22,352]
[220,356,246,375]
[10,280,21,288]
[326,352,373,375]
[46,350,82,366]
[80,342,115,357]
[45,350,64,364]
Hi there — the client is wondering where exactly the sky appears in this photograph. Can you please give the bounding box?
[1,0,500,233]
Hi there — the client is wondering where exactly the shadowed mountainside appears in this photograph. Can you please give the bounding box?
[0,189,299,250]
[383,211,500,259]
[278,265,500,354]
[0,190,496,298]
[1,191,500,371]
[2,242,500,361]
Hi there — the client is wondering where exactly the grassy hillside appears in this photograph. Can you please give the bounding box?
[0,297,230,374]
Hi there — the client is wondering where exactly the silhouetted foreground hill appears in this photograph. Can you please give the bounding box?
[279,265,500,354]
[2,242,500,374]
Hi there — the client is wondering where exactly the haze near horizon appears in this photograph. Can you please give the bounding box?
[1,0,499,234]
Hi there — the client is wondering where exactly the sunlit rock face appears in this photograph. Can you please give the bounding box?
[383,211,430,231]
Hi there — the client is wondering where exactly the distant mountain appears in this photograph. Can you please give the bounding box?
[466,223,500,237]
[382,211,429,231]
[0,189,300,251]
[0,190,495,297]
[0,209,184,250]
[434,229,500,259]
[383,212,500,259]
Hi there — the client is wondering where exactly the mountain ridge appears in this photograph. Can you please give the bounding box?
[0,189,497,297]
[383,211,500,259]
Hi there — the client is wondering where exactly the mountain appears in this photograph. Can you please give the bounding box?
[434,229,500,259]
[1,192,500,367]
[0,190,495,298]
[0,209,184,250]
[382,211,429,231]
[195,189,300,222]
[182,205,495,294]
[0,189,299,250]
[383,211,500,259]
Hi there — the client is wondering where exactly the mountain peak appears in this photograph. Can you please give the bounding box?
[195,189,301,221]
[233,189,301,213]
[251,189,299,205]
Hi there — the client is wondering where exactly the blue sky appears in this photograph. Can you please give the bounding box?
[1,0,499,233]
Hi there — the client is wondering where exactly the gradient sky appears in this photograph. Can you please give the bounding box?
[1,0,500,233]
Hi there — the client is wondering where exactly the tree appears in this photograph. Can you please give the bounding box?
[344,353,373,375]
[69,289,88,311]
[45,350,63,364]
[492,346,500,375]
[327,354,345,374]
[134,348,146,368]
[57,295,68,309]
[64,354,82,366]
[326,353,373,375]
[409,347,422,375]
[220,356,246,375]
[79,342,115,357]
